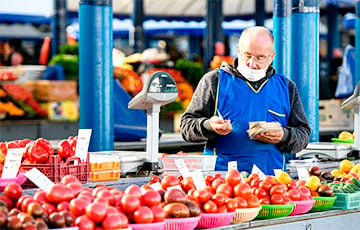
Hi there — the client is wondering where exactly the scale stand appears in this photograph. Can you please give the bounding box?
[128,71,178,175]
[341,81,360,157]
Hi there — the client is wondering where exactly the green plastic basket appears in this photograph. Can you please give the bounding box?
[311,196,337,211]
[332,192,360,209]
[256,204,295,219]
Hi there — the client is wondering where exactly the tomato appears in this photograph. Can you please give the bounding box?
[193,189,211,204]
[211,194,227,206]
[250,178,260,188]
[78,190,94,201]
[202,200,217,213]
[234,196,248,208]
[258,181,272,191]
[288,189,301,201]
[42,202,56,216]
[70,197,90,217]
[296,180,307,187]
[259,196,271,205]
[142,190,161,207]
[21,197,36,212]
[254,188,268,199]
[57,201,70,212]
[271,194,285,205]
[75,215,95,230]
[86,202,107,223]
[33,190,47,204]
[120,195,140,213]
[248,173,260,182]
[161,175,179,190]
[16,195,31,209]
[96,189,115,206]
[216,183,233,198]
[217,205,227,213]
[225,169,242,187]
[211,178,225,191]
[61,175,81,185]
[150,175,161,184]
[133,206,154,224]
[102,212,129,229]
[262,175,277,185]
[287,180,298,190]
[4,182,22,202]
[297,185,311,197]
[46,184,75,204]
[311,191,320,197]
[233,183,252,198]
[225,198,238,212]
[246,195,260,208]
[92,186,107,197]
[269,185,286,196]
[0,195,14,209]
[205,175,215,186]
[181,177,195,192]
[66,182,83,197]
[151,205,165,222]
[124,184,142,198]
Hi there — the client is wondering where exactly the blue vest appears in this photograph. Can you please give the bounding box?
[204,69,290,175]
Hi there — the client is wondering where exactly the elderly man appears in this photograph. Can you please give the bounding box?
[180,26,310,175]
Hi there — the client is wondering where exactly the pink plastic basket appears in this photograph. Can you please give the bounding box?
[164,216,200,230]
[197,212,235,229]
[130,221,165,230]
[289,200,316,216]
[232,207,262,223]
[0,173,27,192]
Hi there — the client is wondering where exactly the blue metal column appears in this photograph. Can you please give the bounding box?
[273,0,292,78]
[132,0,145,52]
[291,0,319,142]
[255,0,266,26]
[205,0,223,70]
[189,35,201,61]
[356,1,360,85]
[79,0,114,151]
[327,4,340,71]
[52,0,67,56]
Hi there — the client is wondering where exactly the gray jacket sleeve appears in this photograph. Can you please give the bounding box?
[180,71,311,154]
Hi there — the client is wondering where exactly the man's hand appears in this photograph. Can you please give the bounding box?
[256,129,284,144]
[209,116,233,135]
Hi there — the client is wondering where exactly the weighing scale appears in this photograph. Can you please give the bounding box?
[296,81,360,160]
[128,71,178,174]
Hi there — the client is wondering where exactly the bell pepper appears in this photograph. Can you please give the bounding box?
[0,142,6,155]
[27,138,54,163]
[68,136,78,152]
[56,139,75,160]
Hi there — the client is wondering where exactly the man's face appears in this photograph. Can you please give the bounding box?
[237,35,274,70]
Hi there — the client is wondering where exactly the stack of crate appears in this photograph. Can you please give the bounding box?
[89,155,121,182]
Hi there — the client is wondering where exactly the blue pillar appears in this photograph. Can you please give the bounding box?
[273,0,291,78]
[291,0,319,142]
[52,0,67,56]
[131,0,145,52]
[205,0,223,70]
[356,0,360,85]
[189,35,201,61]
[79,0,114,151]
[327,4,340,70]
[255,0,266,26]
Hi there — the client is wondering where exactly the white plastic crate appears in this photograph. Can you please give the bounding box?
[160,155,217,171]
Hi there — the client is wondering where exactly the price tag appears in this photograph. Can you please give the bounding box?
[297,167,310,181]
[149,182,162,191]
[251,164,265,180]
[2,148,23,178]
[75,129,92,162]
[273,169,282,177]
[228,161,237,171]
[191,170,206,190]
[175,159,191,178]
[167,185,183,191]
[25,168,54,193]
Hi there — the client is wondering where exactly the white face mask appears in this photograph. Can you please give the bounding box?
[237,62,267,82]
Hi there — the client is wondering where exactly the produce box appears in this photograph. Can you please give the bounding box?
[21,154,89,188]
[89,170,121,182]
[90,155,121,172]
[23,80,78,101]
[319,99,353,126]
[40,100,79,121]
[332,192,360,209]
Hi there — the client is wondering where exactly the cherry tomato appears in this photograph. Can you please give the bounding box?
[202,200,217,213]
[288,189,301,201]
[4,183,22,202]
[216,183,233,198]
[193,189,211,204]
[270,194,285,205]
[246,195,260,208]
[258,181,272,191]
[234,196,248,208]
[233,183,252,198]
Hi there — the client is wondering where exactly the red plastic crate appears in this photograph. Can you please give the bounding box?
[21,154,89,188]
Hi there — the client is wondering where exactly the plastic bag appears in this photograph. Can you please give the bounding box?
[335,45,355,98]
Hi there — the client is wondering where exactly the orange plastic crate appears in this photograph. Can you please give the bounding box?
[90,170,121,182]
[90,161,120,172]
[21,154,89,188]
